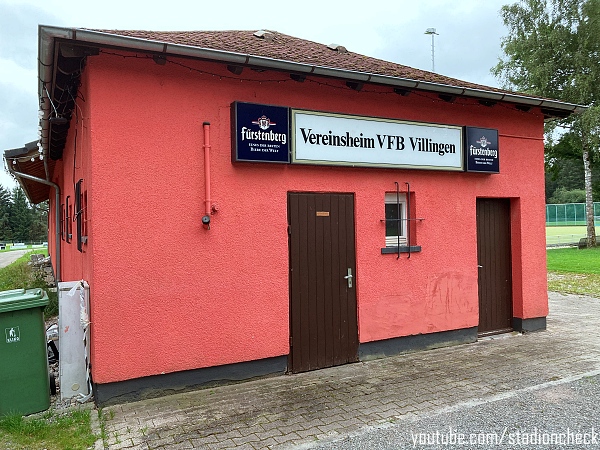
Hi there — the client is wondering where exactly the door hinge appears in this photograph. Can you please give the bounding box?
[287,225,291,235]
[289,336,293,348]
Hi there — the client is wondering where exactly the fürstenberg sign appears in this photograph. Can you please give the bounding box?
[292,110,464,171]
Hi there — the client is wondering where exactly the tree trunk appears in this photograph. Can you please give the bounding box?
[582,140,597,247]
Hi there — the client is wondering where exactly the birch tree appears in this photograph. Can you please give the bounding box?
[493,0,599,246]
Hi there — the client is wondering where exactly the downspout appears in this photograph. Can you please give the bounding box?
[202,122,212,228]
[5,166,61,282]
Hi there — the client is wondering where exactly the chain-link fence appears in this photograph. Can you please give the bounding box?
[546,202,600,226]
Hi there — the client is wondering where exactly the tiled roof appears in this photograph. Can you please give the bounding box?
[92,29,506,94]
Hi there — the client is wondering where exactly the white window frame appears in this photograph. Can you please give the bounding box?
[385,192,407,247]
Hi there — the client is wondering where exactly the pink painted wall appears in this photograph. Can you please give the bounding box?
[53,52,548,384]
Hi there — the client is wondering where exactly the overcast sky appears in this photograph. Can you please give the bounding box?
[0,0,510,188]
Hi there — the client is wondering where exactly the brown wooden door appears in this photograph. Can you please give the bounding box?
[476,198,513,335]
[288,192,358,373]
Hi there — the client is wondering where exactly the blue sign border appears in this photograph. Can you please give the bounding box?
[232,102,290,163]
[464,127,499,173]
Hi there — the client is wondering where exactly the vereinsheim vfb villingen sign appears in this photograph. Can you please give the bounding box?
[291,110,464,171]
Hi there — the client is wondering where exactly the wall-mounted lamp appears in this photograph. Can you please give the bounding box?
[346,81,363,91]
[541,108,570,119]
[394,88,411,96]
[438,94,456,103]
[478,100,496,107]
[49,116,69,125]
[515,104,532,112]
[153,55,167,65]
[227,65,244,75]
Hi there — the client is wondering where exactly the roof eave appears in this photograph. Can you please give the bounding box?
[38,26,587,158]
[3,141,52,204]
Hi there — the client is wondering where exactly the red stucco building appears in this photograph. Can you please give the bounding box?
[4,26,583,405]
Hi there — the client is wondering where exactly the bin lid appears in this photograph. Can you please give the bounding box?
[0,288,49,313]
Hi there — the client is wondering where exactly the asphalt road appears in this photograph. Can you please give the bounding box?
[0,249,30,269]
[315,373,600,449]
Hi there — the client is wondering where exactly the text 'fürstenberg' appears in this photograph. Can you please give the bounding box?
[299,128,456,156]
[240,127,287,145]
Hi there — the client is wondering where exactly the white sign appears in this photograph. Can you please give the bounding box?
[292,110,463,171]
[5,326,20,344]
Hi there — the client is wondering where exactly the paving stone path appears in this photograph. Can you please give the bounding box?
[101,292,600,449]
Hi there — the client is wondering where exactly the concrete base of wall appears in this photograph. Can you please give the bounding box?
[93,356,287,406]
[358,327,478,361]
[93,326,490,406]
[512,316,547,333]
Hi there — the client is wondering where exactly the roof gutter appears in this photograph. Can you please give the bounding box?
[35,24,587,286]
[38,26,586,153]
[5,163,61,283]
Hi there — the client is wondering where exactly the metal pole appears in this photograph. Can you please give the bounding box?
[425,28,438,72]
[431,34,435,72]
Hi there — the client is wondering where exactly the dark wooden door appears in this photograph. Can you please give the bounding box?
[476,198,513,335]
[288,192,358,373]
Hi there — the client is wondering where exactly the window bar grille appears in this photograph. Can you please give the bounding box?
[395,181,401,259]
[60,203,65,241]
[406,182,411,259]
[75,179,83,252]
[381,183,424,258]
[65,196,71,243]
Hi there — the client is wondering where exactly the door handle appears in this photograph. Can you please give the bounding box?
[344,268,353,288]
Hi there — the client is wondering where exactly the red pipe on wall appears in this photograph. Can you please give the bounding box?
[203,122,211,218]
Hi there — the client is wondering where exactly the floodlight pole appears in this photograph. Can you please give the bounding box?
[425,28,439,72]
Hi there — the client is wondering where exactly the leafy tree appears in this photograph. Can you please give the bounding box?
[29,203,48,242]
[9,186,33,242]
[548,187,586,203]
[493,0,600,246]
[0,186,11,241]
[545,158,583,201]
[545,133,600,201]
[0,186,48,243]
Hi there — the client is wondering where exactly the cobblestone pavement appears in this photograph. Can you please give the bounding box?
[101,292,600,449]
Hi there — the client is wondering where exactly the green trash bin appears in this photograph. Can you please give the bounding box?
[0,288,50,416]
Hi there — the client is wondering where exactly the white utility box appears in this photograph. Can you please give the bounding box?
[58,281,90,401]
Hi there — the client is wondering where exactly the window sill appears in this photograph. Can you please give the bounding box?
[381,246,422,254]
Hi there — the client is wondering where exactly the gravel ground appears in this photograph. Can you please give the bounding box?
[315,373,600,449]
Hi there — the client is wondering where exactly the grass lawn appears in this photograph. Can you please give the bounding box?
[547,246,600,297]
[0,409,97,450]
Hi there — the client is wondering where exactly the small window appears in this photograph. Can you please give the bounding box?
[385,192,407,247]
